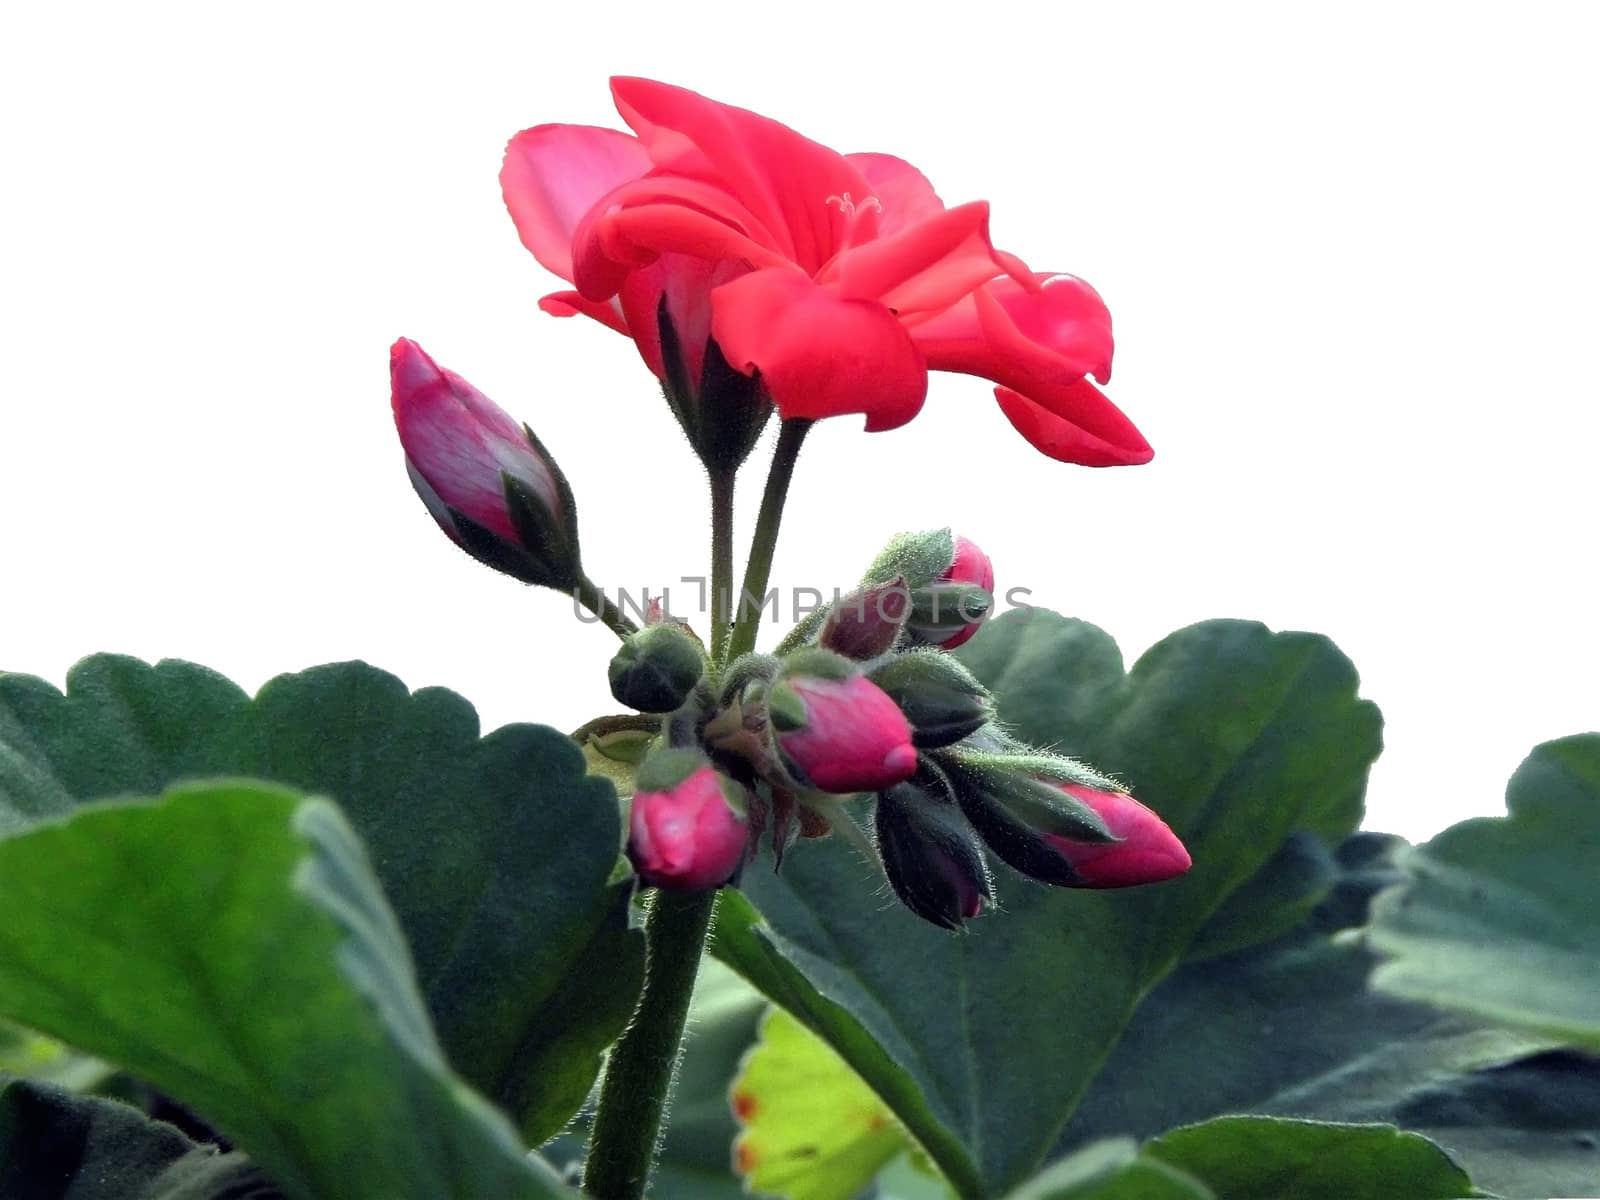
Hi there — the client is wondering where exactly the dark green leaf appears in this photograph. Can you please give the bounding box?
[1000,1140,1211,1200]
[1144,1117,1475,1200]
[0,783,575,1200]
[0,656,644,1142]
[715,616,1382,1195]
[1370,733,1600,1050]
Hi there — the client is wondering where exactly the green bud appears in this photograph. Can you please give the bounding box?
[939,751,1116,842]
[870,651,992,749]
[906,582,992,641]
[657,298,773,473]
[608,624,706,713]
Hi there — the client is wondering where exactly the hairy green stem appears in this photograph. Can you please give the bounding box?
[582,889,719,1200]
[727,419,812,660]
[574,573,638,641]
[709,468,736,666]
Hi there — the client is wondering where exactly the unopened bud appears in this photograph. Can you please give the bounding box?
[923,536,994,649]
[608,624,706,713]
[875,782,993,929]
[819,576,911,660]
[657,299,774,473]
[869,651,992,748]
[940,751,1114,886]
[390,338,580,588]
[770,649,918,794]
[1043,786,1191,888]
[628,750,749,891]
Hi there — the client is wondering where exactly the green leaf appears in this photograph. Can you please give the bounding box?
[0,1075,264,1200]
[1001,1140,1211,1200]
[1058,832,1600,1199]
[715,616,1382,1196]
[1370,733,1600,1050]
[0,783,574,1200]
[0,656,644,1142]
[731,1009,908,1200]
[1144,1117,1476,1200]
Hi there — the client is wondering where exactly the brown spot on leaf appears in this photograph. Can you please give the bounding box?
[734,1139,759,1173]
[731,1089,758,1121]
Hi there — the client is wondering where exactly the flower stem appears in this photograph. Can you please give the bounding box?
[574,573,638,641]
[709,467,736,666]
[727,419,812,660]
[582,888,719,1200]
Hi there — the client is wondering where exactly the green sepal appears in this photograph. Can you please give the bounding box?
[501,471,581,590]
[778,646,856,684]
[863,529,956,589]
[941,751,1117,843]
[765,681,809,733]
[907,582,992,635]
[870,651,993,749]
[608,625,707,714]
[634,747,712,795]
[657,296,773,473]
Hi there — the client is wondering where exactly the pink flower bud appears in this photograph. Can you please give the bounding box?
[930,536,995,649]
[628,763,749,891]
[1043,785,1191,887]
[772,674,919,794]
[390,338,573,581]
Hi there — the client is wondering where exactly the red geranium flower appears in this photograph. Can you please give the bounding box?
[501,78,1151,467]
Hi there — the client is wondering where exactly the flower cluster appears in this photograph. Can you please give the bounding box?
[611,530,1190,927]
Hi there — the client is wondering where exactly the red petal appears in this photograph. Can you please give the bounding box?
[915,274,1113,385]
[995,383,1152,467]
[610,77,873,275]
[616,254,747,381]
[845,152,945,234]
[570,174,788,300]
[827,201,1005,317]
[500,124,652,283]
[711,269,927,431]
[537,290,631,336]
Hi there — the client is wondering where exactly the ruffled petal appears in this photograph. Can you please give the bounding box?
[914,274,1113,384]
[570,174,788,300]
[611,77,874,275]
[845,152,945,234]
[995,381,1152,467]
[710,269,927,431]
[826,201,1005,317]
[500,124,652,282]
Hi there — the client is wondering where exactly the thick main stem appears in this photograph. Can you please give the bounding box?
[708,468,736,666]
[727,419,812,660]
[582,889,719,1200]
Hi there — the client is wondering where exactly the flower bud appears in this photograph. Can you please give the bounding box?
[627,750,749,891]
[769,650,918,794]
[869,651,993,749]
[608,624,707,713]
[941,752,1116,886]
[390,338,580,588]
[819,576,911,660]
[926,537,994,649]
[1042,785,1191,888]
[875,783,993,929]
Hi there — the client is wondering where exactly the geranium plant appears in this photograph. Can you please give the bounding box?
[1,79,1597,1200]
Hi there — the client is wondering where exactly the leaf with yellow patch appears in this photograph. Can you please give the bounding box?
[733,1008,915,1200]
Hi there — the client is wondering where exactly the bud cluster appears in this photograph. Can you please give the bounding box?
[604,529,1191,924]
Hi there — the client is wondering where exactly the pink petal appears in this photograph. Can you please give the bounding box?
[500,124,652,283]
[710,269,927,432]
[616,253,747,382]
[995,383,1153,467]
[610,77,874,275]
[845,152,946,234]
[914,274,1114,385]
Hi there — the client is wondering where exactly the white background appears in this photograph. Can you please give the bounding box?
[2,2,1594,842]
